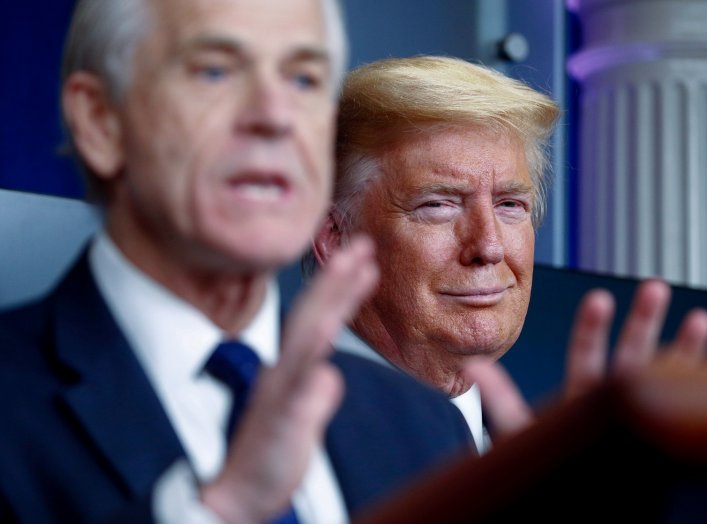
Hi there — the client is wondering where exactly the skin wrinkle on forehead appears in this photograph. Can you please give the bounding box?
[385,157,531,211]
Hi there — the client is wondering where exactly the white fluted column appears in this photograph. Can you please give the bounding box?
[567,0,707,289]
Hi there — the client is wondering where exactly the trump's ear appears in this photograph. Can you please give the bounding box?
[62,72,124,180]
[313,212,343,266]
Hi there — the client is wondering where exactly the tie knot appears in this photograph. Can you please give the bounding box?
[205,340,262,390]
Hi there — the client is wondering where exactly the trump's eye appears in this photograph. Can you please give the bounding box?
[495,198,531,222]
[413,200,460,223]
[499,200,521,208]
[497,197,530,210]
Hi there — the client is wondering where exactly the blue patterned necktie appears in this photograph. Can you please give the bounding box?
[205,340,300,524]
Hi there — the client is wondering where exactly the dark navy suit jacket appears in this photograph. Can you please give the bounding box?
[0,251,473,523]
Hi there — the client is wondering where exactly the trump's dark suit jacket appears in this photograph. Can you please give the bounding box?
[0,252,473,523]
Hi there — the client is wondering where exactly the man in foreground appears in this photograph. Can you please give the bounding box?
[0,3,472,523]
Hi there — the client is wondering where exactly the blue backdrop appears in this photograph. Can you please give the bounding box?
[0,1,84,197]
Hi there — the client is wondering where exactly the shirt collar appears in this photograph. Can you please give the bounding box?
[334,326,393,368]
[88,231,280,384]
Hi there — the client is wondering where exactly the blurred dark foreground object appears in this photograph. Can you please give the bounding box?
[355,361,707,524]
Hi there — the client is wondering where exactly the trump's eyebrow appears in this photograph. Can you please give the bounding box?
[411,180,533,195]
[495,180,534,195]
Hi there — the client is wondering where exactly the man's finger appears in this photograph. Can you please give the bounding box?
[612,279,671,376]
[464,358,533,440]
[280,235,379,369]
[662,308,707,364]
[564,289,615,400]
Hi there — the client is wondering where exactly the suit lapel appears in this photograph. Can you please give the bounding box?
[51,253,185,497]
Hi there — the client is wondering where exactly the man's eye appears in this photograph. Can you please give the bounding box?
[291,73,319,90]
[197,66,228,81]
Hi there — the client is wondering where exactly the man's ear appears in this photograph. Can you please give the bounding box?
[313,211,343,265]
[62,72,124,180]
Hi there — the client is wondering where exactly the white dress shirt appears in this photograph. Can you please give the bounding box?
[334,327,491,454]
[89,232,348,524]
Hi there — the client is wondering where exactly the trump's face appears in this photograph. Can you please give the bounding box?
[348,126,535,397]
[90,0,338,276]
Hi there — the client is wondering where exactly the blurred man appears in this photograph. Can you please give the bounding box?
[0,5,472,524]
[310,55,707,449]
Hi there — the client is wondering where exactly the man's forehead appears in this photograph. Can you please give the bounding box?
[150,0,327,36]
[142,0,329,68]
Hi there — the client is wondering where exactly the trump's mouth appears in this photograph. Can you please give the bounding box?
[440,286,509,306]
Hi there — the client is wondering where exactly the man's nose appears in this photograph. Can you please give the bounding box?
[458,206,504,266]
[236,73,293,139]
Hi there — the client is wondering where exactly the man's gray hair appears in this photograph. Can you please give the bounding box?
[61,0,152,101]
